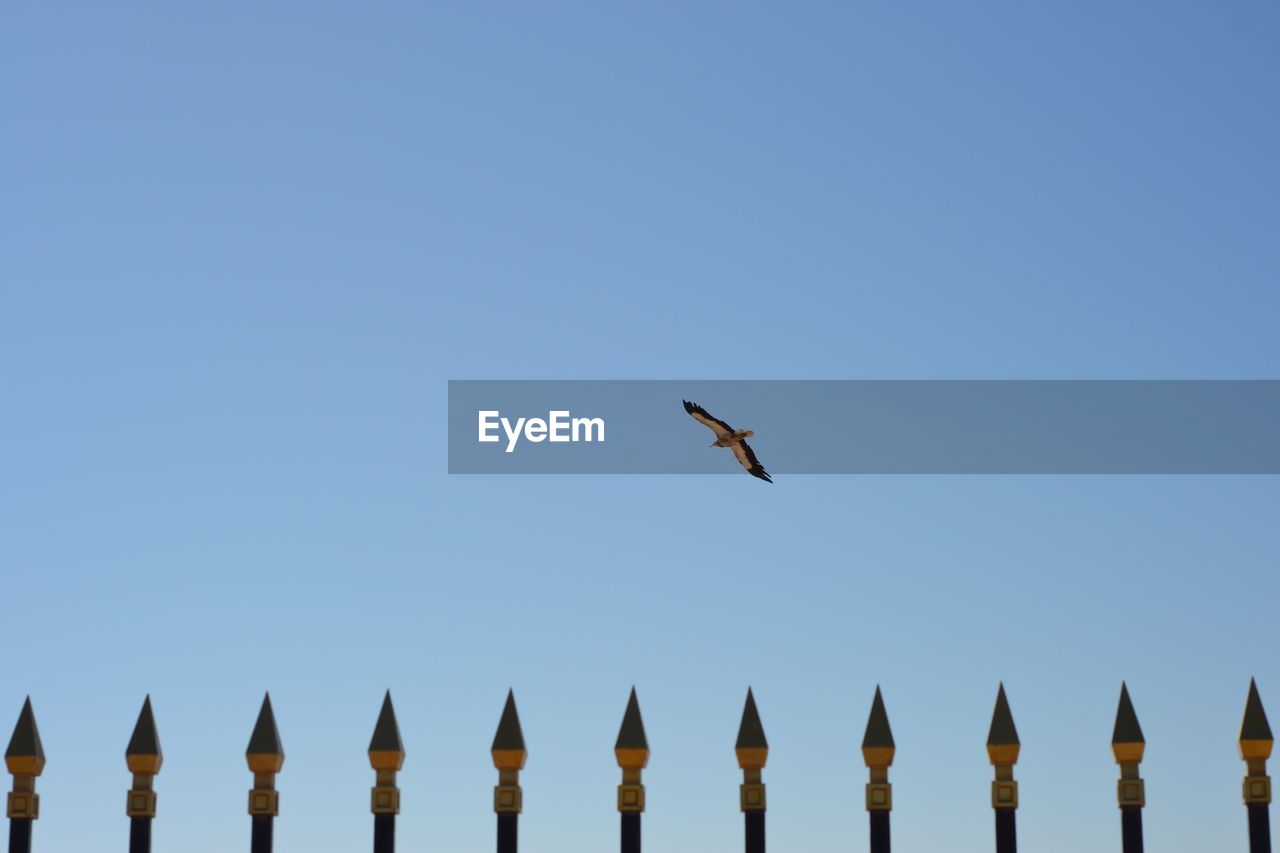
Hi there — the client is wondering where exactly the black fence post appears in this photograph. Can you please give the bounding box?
[245,693,283,853]
[1112,683,1146,853]
[1240,680,1274,853]
[615,688,649,853]
[744,811,766,853]
[988,684,1020,853]
[369,691,404,853]
[736,689,768,853]
[862,687,895,853]
[126,696,162,853]
[492,690,526,853]
[4,698,42,853]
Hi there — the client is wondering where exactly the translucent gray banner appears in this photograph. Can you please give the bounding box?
[447,381,1280,474]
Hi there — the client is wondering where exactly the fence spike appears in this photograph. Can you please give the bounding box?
[1112,683,1146,852]
[370,691,403,853]
[736,688,768,756]
[1240,679,1274,853]
[616,688,649,754]
[987,684,1020,756]
[246,692,283,853]
[370,691,405,762]
[616,688,648,853]
[127,696,163,770]
[736,689,767,853]
[246,693,285,770]
[5,696,44,839]
[492,690,526,757]
[492,691,525,853]
[1112,683,1145,757]
[987,684,1019,853]
[863,686,896,753]
[126,696,161,852]
[5,698,44,773]
[1241,679,1275,752]
[862,686,894,853]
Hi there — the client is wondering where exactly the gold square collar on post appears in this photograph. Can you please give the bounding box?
[494,785,523,814]
[247,789,280,816]
[740,783,767,812]
[617,784,646,812]
[991,780,1019,809]
[1244,776,1272,805]
[371,786,401,815]
[6,792,39,820]
[126,789,158,818]
[1116,779,1145,808]
[865,782,892,812]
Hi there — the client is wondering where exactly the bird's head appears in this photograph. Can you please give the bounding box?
[740,430,755,439]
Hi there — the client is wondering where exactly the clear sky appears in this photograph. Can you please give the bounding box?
[3,3,1279,852]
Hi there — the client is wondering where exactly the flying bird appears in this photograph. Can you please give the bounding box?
[682,400,772,483]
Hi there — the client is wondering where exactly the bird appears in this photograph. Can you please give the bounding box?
[682,400,772,483]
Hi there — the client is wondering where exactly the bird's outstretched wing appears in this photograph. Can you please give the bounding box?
[731,441,772,483]
[683,399,734,438]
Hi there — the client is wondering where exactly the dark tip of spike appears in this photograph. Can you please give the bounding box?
[1242,679,1274,743]
[987,684,1020,747]
[369,691,404,754]
[616,689,649,750]
[736,688,768,750]
[1112,683,1145,745]
[5,697,44,761]
[862,686,895,749]
[492,691,526,752]
[247,693,284,757]
[127,696,163,758]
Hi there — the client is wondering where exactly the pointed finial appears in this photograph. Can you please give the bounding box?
[245,693,283,819]
[492,690,526,816]
[862,686,895,813]
[1240,678,1275,762]
[246,692,284,774]
[1240,679,1274,808]
[1111,682,1147,809]
[615,688,650,769]
[735,688,768,769]
[615,688,649,814]
[491,690,527,770]
[369,690,405,772]
[125,696,162,819]
[5,698,45,778]
[986,683,1021,766]
[1111,683,1145,764]
[369,690,404,817]
[6,698,45,821]
[736,688,768,813]
[987,683,1020,812]
[126,695,163,775]
[862,686,896,769]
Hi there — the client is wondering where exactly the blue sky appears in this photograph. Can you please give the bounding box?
[3,3,1279,852]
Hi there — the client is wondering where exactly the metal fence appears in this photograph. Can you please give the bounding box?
[4,681,1275,853]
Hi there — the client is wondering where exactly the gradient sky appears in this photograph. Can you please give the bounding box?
[3,3,1279,852]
